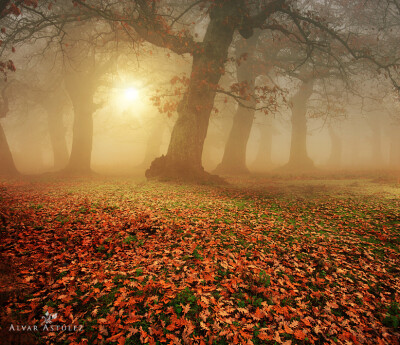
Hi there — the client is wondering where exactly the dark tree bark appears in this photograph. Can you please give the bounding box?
[0,87,17,175]
[327,126,342,167]
[63,73,96,174]
[41,88,69,170]
[145,2,247,182]
[283,79,315,171]
[214,34,260,175]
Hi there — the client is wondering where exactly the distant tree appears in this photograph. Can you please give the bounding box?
[327,125,342,168]
[57,23,118,174]
[214,32,261,175]
[138,119,167,169]
[0,82,17,174]
[285,77,315,170]
[2,0,400,180]
[366,112,384,166]
[0,65,71,172]
[39,86,70,170]
[389,124,400,168]
[251,116,279,171]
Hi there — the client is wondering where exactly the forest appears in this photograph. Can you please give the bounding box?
[0,0,399,344]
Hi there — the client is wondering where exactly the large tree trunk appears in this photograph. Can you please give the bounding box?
[48,113,69,170]
[0,85,17,175]
[65,102,93,173]
[214,104,255,175]
[252,120,274,171]
[145,2,242,181]
[64,74,95,174]
[283,80,314,171]
[0,121,17,175]
[327,126,342,167]
[214,34,260,175]
[41,89,69,170]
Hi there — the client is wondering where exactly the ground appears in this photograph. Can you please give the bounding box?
[0,172,399,345]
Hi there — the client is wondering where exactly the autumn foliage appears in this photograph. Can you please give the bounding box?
[0,175,399,344]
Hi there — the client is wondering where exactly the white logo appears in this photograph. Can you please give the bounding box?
[9,310,83,333]
[41,311,58,325]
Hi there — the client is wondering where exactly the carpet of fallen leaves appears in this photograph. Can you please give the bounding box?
[0,174,399,345]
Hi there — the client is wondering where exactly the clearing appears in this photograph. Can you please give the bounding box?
[0,173,399,344]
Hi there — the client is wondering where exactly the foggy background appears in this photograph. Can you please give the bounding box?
[1,1,399,177]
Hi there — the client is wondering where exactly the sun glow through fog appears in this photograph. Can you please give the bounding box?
[111,83,150,117]
[124,87,139,102]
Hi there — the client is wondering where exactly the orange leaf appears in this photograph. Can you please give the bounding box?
[253,307,264,319]
[257,331,270,340]
[181,303,190,315]
[326,301,339,309]
[106,332,124,342]
[240,330,252,339]
[294,329,306,340]
[284,323,293,334]
[200,321,210,331]
[166,322,176,331]
[376,337,385,345]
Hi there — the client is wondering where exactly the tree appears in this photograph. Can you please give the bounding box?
[389,124,400,168]
[214,33,261,175]
[59,23,118,174]
[144,1,286,181]
[71,0,286,181]
[284,77,315,170]
[2,0,400,180]
[13,60,72,172]
[63,64,97,174]
[1,73,71,172]
[40,86,70,170]
[367,112,384,167]
[0,82,17,175]
[327,125,342,168]
[251,116,279,171]
[138,118,168,169]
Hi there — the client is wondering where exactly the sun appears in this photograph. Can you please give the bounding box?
[124,87,139,102]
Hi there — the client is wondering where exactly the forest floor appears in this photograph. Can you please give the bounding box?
[0,172,399,345]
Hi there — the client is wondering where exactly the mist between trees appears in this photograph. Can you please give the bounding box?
[0,0,399,180]
[1,3,400,345]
